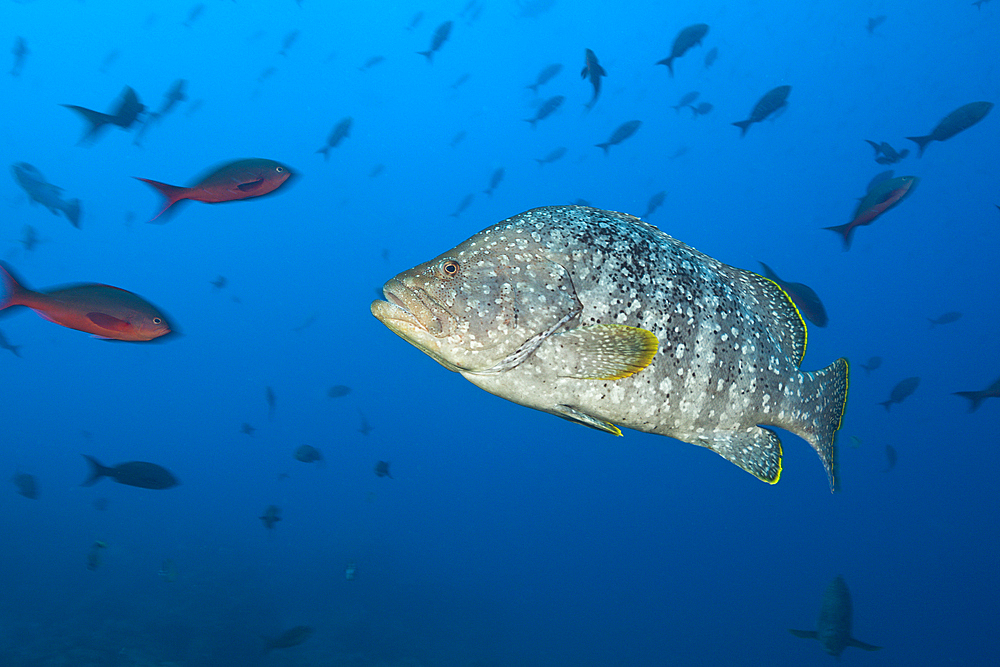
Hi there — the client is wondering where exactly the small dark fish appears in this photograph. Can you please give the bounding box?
[265,386,276,420]
[294,444,323,464]
[86,541,107,571]
[316,117,353,160]
[358,412,373,435]
[0,328,22,358]
[879,377,920,411]
[92,497,109,511]
[210,275,227,289]
[671,91,699,113]
[359,55,385,71]
[136,158,292,222]
[688,101,713,118]
[279,29,300,56]
[61,86,145,143]
[973,0,992,8]
[257,66,277,83]
[517,0,557,18]
[867,15,887,33]
[369,164,385,178]
[406,11,424,31]
[703,46,718,68]
[669,145,690,159]
[259,505,281,530]
[0,263,173,342]
[882,445,897,472]
[10,163,81,228]
[907,102,993,157]
[789,576,882,656]
[656,23,709,77]
[757,262,828,327]
[732,85,791,136]
[449,193,475,217]
[374,460,393,478]
[449,130,467,147]
[240,423,255,436]
[535,146,567,167]
[19,225,41,252]
[824,175,919,250]
[928,311,961,327]
[580,49,607,111]
[450,72,471,89]
[418,21,453,62]
[953,375,1000,412]
[865,140,908,164]
[525,95,565,128]
[11,37,28,77]
[526,63,562,92]
[99,50,120,74]
[12,472,37,499]
[81,455,178,489]
[859,356,882,374]
[643,191,666,218]
[263,626,313,654]
[595,120,641,155]
[183,3,205,27]
[483,167,505,196]
[158,79,187,116]
[327,384,351,398]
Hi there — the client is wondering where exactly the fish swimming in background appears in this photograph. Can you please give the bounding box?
[19,225,41,252]
[327,384,351,398]
[240,423,255,436]
[524,95,565,128]
[928,311,961,327]
[10,163,82,227]
[316,117,352,159]
[210,275,227,289]
[867,15,887,33]
[183,3,205,27]
[953,375,1000,412]
[596,120,642,154]
[879,377,920,411]
[278,29,300,56]
[418,20,453,62]
[864,140,909,164]
[704,46,718,68]
[359,55,385,71]
[732,85,792,136]
[906,101,993,157]
[262,626,313,655]
[526,63,562,92]
[671,91,699,113]
[789,576,882,656]
[372,205,849,489]
[643,191,667,218]
[406,11,424,31]
[12,472,38,499]
[449,193,475,218]
[158,558,178,582]
[61,85,145,144]
[580,49,607,110]
[0,263,173,342]
[449,130,467,147]
[0,327,22,357]
[483,167,505,196]
[81,455,179,489]
[294,445,323,464]
[374,461,393,478]
[133,79,187,146]
[11,37,28,76]
[882,444,897,472]
[535,146,567,167]
[689,101,713,118]
[358,412,373,435]
[824,175,918,250]
[656,23,709,76]
[265,386,276,420]
[859,356,881,374]
[136,158,292,222]
[86,540,107,571]
[757,262,828,327]
[259,504,281,530]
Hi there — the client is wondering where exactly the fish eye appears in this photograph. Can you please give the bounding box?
[275,166,284,173]
[441,260,460,277]
[153,318,162,325]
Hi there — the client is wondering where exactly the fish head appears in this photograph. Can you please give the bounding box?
[372,222,582,374]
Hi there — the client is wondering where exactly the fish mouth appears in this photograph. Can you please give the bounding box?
[371,278,450,337]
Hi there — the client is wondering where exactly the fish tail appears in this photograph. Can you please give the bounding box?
[61,104,112,141]
[135,177,188,222]
[417,50,433,62]
[81,455,111,486]
[315,146,330,161]
[595,142,610,155]
[526,83,539,92]
[524,118,538,129]
[953,390,985,413]
[0,261,33,311]
[878,400,892,411]
[905,134,932,157]
[63,198,82,228]
[671,104,681,113]
[731,119,752,137]
[822,223,854,250]
[656,57,675,76]
[790,358,849,492]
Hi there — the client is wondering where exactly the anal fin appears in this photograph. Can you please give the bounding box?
[704,427,783,484]
[553,404,622,436]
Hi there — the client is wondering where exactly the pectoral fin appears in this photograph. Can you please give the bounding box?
[848,637,882,651]
[553,404,622,436]
[788,629,818,640]
[551,324,658,380]
[703,428,783,484]
[87,312,131,332]
[237,178,265,191]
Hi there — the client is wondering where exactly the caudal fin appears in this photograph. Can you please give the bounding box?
[0,261,33,312]
[63,198,82,228]
[61,105,113,143]
[732,119,752,137]
[81,455,112,486]
[135,177,189,222]
[953,390,985,412]
[790,358,849,492]
[595,142,610,155]
[656,56,675,76]
[823,222,855,250]
[905,134,932,157]
[417,50,433,62]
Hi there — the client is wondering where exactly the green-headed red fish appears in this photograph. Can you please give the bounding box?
[0,262,173,342]
[136,158,293,223]
[824,175,918,250]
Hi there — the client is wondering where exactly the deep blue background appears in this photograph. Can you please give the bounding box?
[2,1,997,665]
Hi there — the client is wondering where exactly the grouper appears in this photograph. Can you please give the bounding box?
[372,206,848,489]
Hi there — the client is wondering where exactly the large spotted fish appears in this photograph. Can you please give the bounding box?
[372,206,848,489]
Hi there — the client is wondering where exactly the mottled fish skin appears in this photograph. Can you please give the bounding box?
[789,576,882,656]
[373,206,849,489]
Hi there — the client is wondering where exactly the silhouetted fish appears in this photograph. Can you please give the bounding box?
[278,29,299,56]
[449,193,475,217]
[0,327,21,357]
[418,21,453,62]
[867,15,887,33]
[758,262,828,327]
[524,95,564,128]
[374,461,393,478]
[927,311,961,327]
[953,375,1000,412]
[294,445,323,464]
[643,191,666,218]
[359,55,385,71]
[61,86,145,144]
[534,146,567,167]
[656,23,709,76]
[183,3,205,28]
[689,102,713,117]
[262,626,313,654]
[316,117,352,159]
[790,576,882,656]
[81,455,179,489]
[259,504,281,530]
[732,85,791,136]
[879,377,919,411]
[824,175,918,250]
[859,356,881,374]
[581,49,606,110]
[10,163,81,227]
[595,120,641,154]
[704,46,718,68]
[526,63,562,92]
[12,472,37,499]
[11,37,28,76]
[483,167,505,196]
[882,445,897,472]
[671,91,699,112]
[906,101,993,157]
[265,386,276,420]
[327,385,351,398]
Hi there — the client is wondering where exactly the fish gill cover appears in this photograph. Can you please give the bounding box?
[0,2,997,667]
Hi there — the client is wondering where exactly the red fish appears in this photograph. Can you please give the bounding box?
[136,158,293,222]
[0,263,173,342]
[824,175,918,250]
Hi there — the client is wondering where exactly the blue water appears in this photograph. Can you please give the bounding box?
[2,1,997,665]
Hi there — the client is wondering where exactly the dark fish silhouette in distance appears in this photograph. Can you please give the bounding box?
[656,23,709,76]
[595,120,641,154]
[406,11,424,31]
[134,79,187,146]
[327,384,351,398]
[61,86,145,144]
[671,91,699,112]
[865,140,909,164]
[10,163,81,227]
[732,85,791,136]
[374,461,393,478]
[316,117,352,159]
[0,327,22,357]
[535,146,567,167]
[704,46,718,68]
[294,445,323,465]
[580,49,607,111]
[12,472,38,499]
[524,95,564,127]
[483,167,505,196]
[526,63,562,92]
[358,412,373,435]
[824,175,918,250]
[859,356,881,374]
[359,55,385,71]
[758,262,828,327]
[689,102,713,118]
[259,504,281,530]
[789,576,882,656]
[643,191,666,218]
[11,37,28,76]
[450,193,475,217]
[265,386,276,420]
[418,20,453,62]
[928,311,961,327]
[882,444,897,472]
[183,3,205,28]
[136,158,293,222]
[81,455,179,489]
[867,15,887,33]
[262,626,313,655]
[953,375,1000,412]
[906,101,993,157]
[278,29,299,56]
[879,377,920,411]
